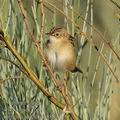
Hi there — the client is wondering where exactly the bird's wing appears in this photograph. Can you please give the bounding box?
[69,35,79,54]
[69,35,75,46]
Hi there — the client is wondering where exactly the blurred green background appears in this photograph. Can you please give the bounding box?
[0,0,120,120]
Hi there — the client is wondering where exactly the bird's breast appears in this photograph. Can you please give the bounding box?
[47,49,57,69]
[46,41,76,71]
[56,47,76,71]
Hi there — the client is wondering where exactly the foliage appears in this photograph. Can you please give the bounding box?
[0,0,120,120]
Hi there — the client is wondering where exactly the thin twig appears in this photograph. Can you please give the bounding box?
[78,34,120,83]
[86,0,94,106]
[16,1,77,119]
[110,0,120,9]
[77,0,90,63]
[104,0,120,20]
[17,0,58,87]
[0,56,28,76]
[17,0,36,42]
[38,0,45,43]
[5,1,12,31]
[94,44,120,83]
[91,43,105,86]
[0,34,64,110]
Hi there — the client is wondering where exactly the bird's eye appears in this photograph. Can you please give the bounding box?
[55,32,60,37]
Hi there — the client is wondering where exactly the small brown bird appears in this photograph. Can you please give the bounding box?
[45,27,82,73]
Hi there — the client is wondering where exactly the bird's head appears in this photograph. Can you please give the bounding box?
[46,27,69,43]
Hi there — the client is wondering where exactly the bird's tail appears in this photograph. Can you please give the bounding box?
[71,67,83,73]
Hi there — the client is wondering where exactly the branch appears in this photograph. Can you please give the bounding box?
[16,1,78,119]
[0,76,26,84]
[17,0,58,87]
[38,0,45,43]
[0,33,64,110]
[110,0,120,9]
[0,56,28,76]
